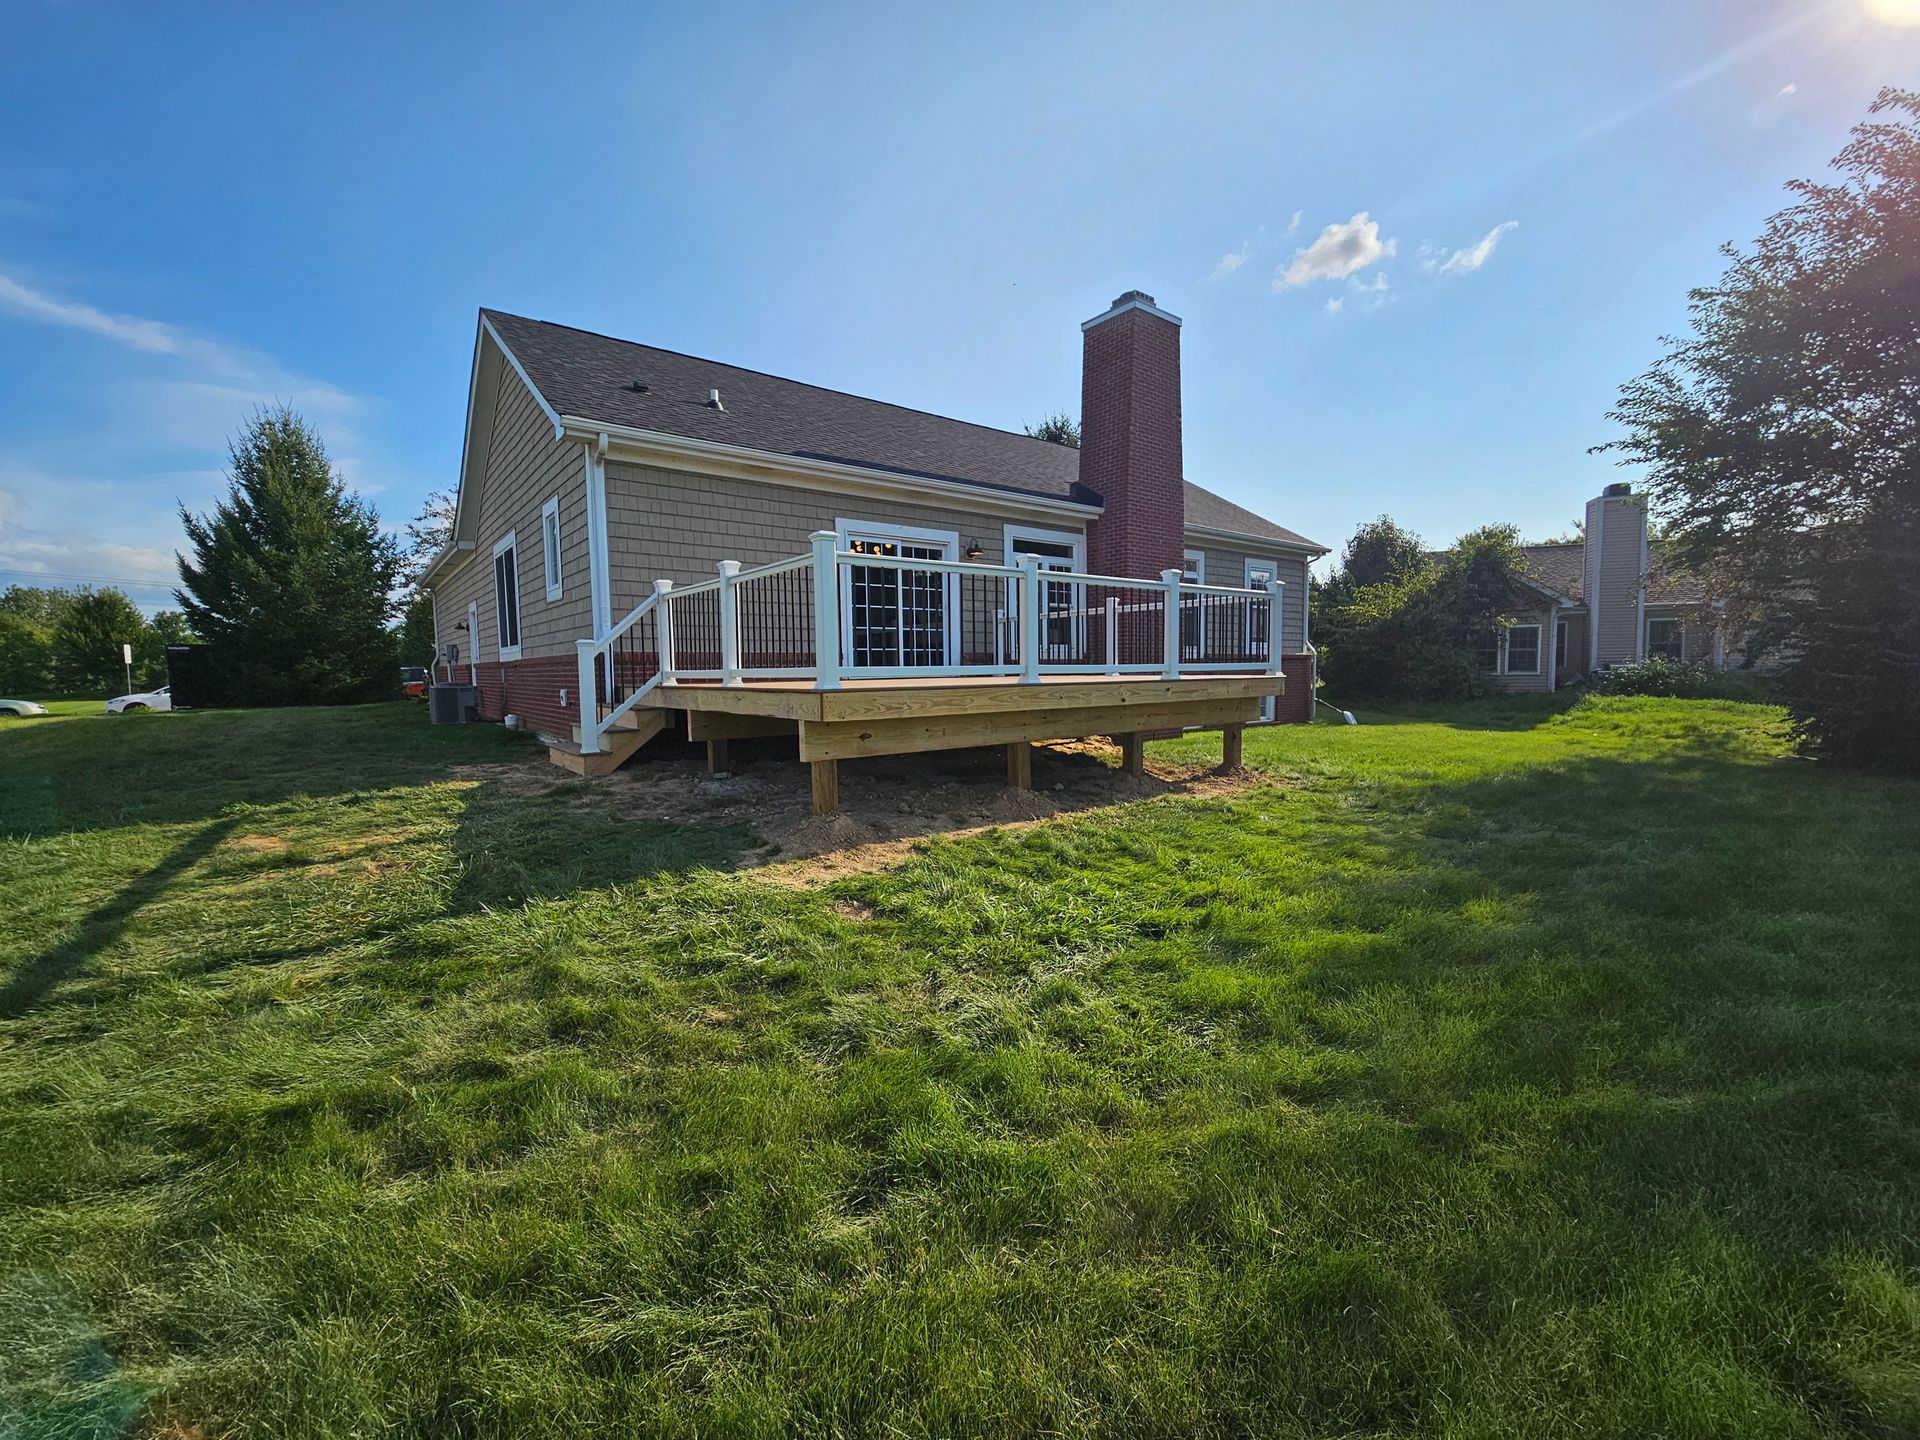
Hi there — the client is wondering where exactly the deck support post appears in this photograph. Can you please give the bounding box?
[1221,723,1244,771]
[1119,732,1145,777]
[810,758,839,815]
[706,738,730,774]
[1161,570,1184,679]
[1266,580,1285,676]
[654,578,676,681]
[1017,553,1042,683]
[809,531,842,691]
[1005,740,1032,790]
[575,640,601,754]
[718,560,743,686]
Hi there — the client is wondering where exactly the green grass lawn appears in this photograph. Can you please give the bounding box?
[2,698,1917,1438]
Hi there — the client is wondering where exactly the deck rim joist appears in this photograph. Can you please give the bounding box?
[643,672,1283,724]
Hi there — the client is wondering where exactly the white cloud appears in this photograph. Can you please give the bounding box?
[1208,242,1250,280]
[0,272,187,355]
[1776,81,1798,97]
[1273,212,1396,290]
[1287,210,1303,234]
[1433,220,1519,275]
[1325,297,1344,313]
[0,272,402,608]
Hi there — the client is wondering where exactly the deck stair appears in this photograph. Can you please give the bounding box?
[547,707,667,776]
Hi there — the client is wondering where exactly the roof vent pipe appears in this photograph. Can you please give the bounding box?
[707,388,724,410]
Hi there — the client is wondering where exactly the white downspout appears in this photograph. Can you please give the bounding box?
[1546,600,1559,690]
[585,433,613,640]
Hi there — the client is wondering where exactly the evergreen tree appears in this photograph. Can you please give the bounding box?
[1603,87,1920,770]
[176,406,400,705]
[395,591,438,668]
[1023,413,1081,447]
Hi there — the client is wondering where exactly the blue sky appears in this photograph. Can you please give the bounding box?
[3,1,1918,609]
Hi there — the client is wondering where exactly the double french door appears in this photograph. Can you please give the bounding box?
[842,527,956,670]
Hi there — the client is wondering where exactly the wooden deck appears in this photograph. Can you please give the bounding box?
[635,672,1281,812]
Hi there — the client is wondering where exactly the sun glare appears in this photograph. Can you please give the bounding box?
[1863,0,1920,25]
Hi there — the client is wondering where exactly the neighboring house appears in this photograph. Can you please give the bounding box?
[421,291,1328,760]
[1476,483,1725,691]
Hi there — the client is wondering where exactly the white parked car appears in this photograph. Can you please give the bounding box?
[0,698,49,718]
[106,686,172,715]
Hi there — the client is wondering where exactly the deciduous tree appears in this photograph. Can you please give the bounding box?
[1602,87,1920,770]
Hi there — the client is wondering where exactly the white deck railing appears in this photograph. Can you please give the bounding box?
[576,530,1284,753]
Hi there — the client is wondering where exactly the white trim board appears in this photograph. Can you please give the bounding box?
[492,529,523,661]
[541,495,563,602]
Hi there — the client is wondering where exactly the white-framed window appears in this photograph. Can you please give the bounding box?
[1476,630,1502,672]
[492,531,522,660]
[1647,616,1683,660]
[1505,624,1542,675]
[541,496,563,601]
[1004,525,1085,661]
[1181,549,1206,585]
[835,518,960,670]
[1555,619,1569,672]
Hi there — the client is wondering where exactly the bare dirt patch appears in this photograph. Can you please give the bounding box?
[227,834,289,853]
[459,730,1271,883]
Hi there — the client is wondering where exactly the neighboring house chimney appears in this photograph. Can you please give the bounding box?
[1081,290,1185,578]
[1584,481,1648,668]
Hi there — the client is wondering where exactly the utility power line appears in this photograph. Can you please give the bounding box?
[0,567,180,592]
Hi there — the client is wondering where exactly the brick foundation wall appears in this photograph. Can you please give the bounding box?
[469,655,580,740]
[1081,292,1185,580]
[1272,652,1313,724]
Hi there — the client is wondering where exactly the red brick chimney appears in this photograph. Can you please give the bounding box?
[1081,290,1185,578]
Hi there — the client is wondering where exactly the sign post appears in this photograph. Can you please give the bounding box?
[121,643,133,697]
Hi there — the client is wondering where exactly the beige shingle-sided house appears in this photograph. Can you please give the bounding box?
[421,292,1327,802]
[1477,483,1725,691]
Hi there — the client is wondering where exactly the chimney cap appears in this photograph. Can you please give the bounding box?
[1082,290,1183,332]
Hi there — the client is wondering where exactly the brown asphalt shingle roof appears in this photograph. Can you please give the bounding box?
[484,310,1325,553]
[1518,541,1705,606]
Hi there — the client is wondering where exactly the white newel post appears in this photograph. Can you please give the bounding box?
[717,560,743,687]
[809,531,842,691]
[1017,553,1042,683]
[1161,569,1184,679]
[1105,596,1120,673]
[654,579,676,681]
[575,639,601,754]
[1266,580,1285,677]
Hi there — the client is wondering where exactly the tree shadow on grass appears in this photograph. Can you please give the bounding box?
[445,781,753,913]
[0,767,758,1020]
[0,817,242,1020]
[1346,690,1586,731]
[0,703,529,841]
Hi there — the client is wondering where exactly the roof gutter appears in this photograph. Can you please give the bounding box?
[419,538,476,587]
[1183,522,1329,559]
[557,416,1104,523]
